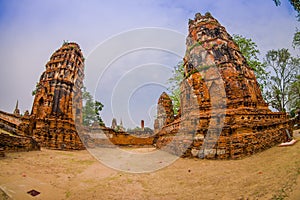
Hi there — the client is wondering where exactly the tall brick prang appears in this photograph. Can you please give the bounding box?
[155,12,292,159]
[29,42,85,150]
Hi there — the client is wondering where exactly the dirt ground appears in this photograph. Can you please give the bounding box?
[0,130,300,200]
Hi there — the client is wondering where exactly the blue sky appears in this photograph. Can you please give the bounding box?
[0,0,298,128]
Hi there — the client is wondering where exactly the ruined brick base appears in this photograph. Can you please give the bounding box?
[0,132,40,152]
[30,119,85,150]
[156,112,292,159]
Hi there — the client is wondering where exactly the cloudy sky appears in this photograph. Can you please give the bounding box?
[0,0,298,128]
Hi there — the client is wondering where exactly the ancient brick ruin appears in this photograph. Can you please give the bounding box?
[28,42,85,149]
[0,14,294,157]
[0,42,85,151]
[0,40,158,151]
[0,110,39,152]
[155,13,292,159]
[0,41,156,151]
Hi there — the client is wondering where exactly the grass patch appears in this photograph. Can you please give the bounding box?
[65,191,71,198]
[83,179,95,184]
[58,152,75,157]
[188,41,203,52]
[73,159,95,166]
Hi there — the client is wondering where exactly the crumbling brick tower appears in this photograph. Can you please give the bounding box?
[155,13,292,159]
[30,42,85,150]
[154,92,174,134]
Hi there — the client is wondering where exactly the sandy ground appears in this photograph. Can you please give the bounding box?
[0,130,300,200]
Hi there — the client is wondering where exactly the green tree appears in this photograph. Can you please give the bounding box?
[264,49,300,112]
[288,75,300,115]
[167,61,184,115]
[272,0,300,114]
[94,101,104,126]
[31,82,39,96]
[82,87,105,126]
[232,34,268,90]
[293,29,300,49]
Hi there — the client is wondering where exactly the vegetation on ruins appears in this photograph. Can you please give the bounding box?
[31,82,39,96]
[264,49,300,112]
[82,87,105,127]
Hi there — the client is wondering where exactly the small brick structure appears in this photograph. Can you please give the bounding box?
[155,13,292,159]
[154,92,175,133]
[80,125,155,148]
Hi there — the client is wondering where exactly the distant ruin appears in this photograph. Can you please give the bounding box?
[80,118,155,148]
[154,13,292,159]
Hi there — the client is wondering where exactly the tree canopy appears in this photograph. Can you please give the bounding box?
[293,29,300,49]
[264,49,300,112]
[167,61,184,115]
[82,87,105,127]
[288,75,300,116]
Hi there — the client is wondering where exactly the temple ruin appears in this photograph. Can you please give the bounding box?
[154,13,292,159]
[27,42,85,149]
[0,41,155,152]
[0,42,85,151]
[0,13,294,158]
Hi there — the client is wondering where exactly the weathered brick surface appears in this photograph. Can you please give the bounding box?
[0,132,40,152]
[154,92,175,134]
[0,148,4,157]
[155,13,292,159]
[0,110,22,127]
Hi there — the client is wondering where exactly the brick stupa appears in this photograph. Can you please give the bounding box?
[22,42,85,150]
[155,13,292,159]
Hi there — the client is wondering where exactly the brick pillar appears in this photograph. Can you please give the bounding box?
[141,120,144,131]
